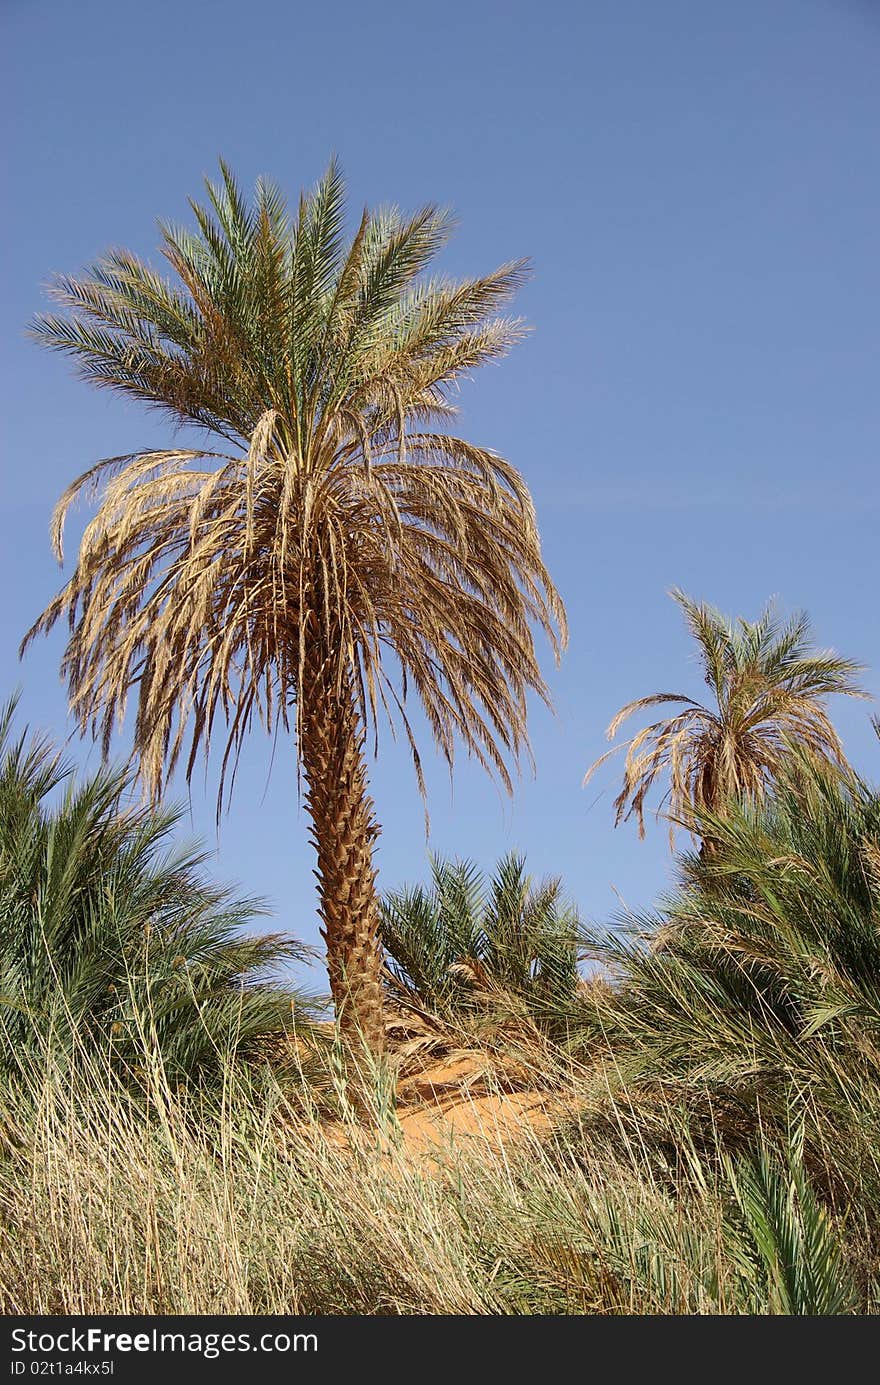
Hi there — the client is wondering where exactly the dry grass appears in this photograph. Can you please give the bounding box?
[0,1038,872,1315]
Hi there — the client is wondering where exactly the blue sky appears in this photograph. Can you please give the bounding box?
[2,0,879,976]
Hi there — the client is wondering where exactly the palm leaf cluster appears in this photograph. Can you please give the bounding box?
[380,853,581,1035]
[728,1136,858,1315]
[0,698,309,1085]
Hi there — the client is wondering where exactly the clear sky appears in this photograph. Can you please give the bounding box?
[2,0,879,977]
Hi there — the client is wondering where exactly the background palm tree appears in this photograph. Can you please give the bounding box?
[0,697,310,1087]
[23,163,565,1059]
[585,590,866,845]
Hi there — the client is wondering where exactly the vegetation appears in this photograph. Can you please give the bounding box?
[578,749,880,1204]
[2,697,879,1312]
[0,698,311,1090]
[23,163,565,1057]
[585,590,865,845]
[0,1024,875,1313]
[9,162,878,1316]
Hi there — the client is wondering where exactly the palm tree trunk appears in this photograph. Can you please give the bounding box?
[298,641,386,1062]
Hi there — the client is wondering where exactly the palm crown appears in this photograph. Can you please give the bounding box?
[24,162,566,1056]
[585,589,866,843]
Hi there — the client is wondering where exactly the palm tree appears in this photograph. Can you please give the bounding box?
[585,590,866,845]
[0,696,311,1086]
[381,853,580,1036]
[23,163,566,1059]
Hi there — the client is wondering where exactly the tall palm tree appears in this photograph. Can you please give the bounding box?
[585,590,866,845]
[23,163,566,1059]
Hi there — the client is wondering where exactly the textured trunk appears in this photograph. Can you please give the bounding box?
[298,640,386,1063]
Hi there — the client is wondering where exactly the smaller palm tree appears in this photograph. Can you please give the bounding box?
[585,591,867,844]
[380,853,580,1035]
[0,697,314,1085]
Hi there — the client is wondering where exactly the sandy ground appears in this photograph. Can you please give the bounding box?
[393,1055,560,1155]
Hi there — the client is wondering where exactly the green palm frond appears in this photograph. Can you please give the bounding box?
[728,1134,857,1315]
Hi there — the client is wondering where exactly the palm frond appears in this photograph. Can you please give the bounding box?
[380,852,581,1035]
